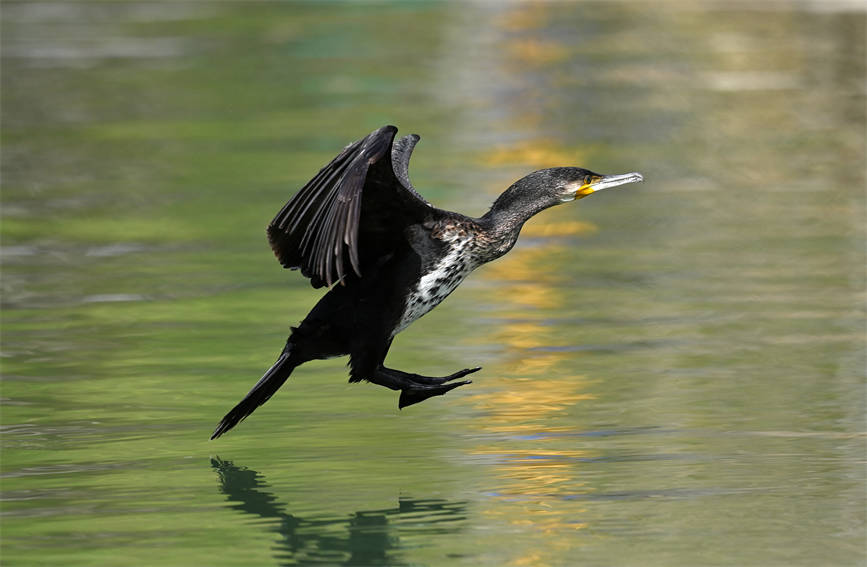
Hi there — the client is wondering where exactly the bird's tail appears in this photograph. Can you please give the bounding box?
[210,345,297,440]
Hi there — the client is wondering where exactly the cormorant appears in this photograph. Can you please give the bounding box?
[211,125,642,439]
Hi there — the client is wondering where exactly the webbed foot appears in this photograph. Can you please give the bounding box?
[367,365,481,408]
[398,378,473,409]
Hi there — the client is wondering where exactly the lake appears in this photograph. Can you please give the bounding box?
[2,2,864,566]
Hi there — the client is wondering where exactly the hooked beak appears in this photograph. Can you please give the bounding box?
[573,171,644,199]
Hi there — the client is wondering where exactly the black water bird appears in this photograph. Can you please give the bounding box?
[211,125,642,439]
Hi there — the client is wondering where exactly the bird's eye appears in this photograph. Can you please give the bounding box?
[583,175,592,185]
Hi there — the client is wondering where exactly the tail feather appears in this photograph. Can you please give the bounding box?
[211,349,296,440]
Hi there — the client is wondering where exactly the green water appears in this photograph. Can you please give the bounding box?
[2,2,865,566]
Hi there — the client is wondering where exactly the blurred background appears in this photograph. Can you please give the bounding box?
[2,2,864,566]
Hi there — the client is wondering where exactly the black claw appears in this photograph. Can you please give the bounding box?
[400,366,483,386]
[398,379,472,409]
[442,366,482,382]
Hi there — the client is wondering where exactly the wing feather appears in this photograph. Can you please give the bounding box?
[275,140,359,231]
[268,125,431,288]
[391,134,431,207]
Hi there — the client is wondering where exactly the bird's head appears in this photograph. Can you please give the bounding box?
[538,167,644,204]
[487,167,644,224]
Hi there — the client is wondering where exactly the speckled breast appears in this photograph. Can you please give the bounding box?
[392,230,478,336]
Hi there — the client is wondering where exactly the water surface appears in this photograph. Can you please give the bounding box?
[2,2,865,566]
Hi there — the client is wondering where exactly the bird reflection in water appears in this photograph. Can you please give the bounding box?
[210,458,467,566]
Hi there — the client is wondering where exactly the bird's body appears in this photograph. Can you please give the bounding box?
[396,220,476,334]
[397,216,516,334]
[211,125,642,439]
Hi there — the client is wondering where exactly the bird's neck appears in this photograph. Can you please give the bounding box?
[482,183,556,226]
[476,201,544,262]
[478,211,525,240]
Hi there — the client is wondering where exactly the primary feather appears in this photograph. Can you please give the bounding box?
[266,125,430,288]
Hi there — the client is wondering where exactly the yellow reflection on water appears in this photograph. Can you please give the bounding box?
[495,4,551,32]
[472,378,594,428]
[480,138,581,169]
[507,38,570,65]
[521,219,598,238]
[455,3,609,560]
[472,445,590,498]
[482,244,564,282]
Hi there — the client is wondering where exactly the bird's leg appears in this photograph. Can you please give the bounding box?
[380,365,481,385]
[349,336,476,408]
[375,366,477,409]
[366,365,474,392]
[362,363,478,408]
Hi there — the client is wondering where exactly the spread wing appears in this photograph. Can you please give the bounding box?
[390,133,429,204]
[267,125,432,288]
